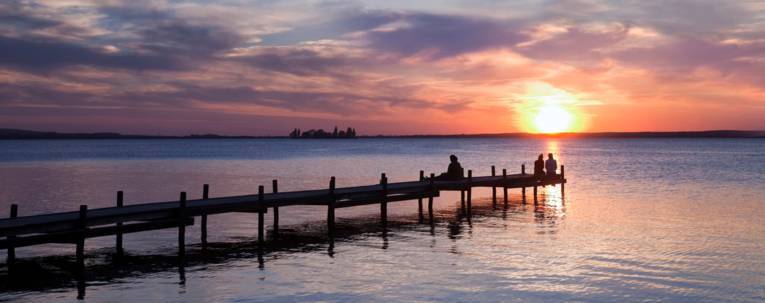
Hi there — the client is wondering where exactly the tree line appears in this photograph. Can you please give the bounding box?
[289,127,357,138]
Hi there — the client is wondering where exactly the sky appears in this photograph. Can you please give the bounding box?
[1,0,764,135]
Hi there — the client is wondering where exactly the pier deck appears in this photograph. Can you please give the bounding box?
[0,165,566,296]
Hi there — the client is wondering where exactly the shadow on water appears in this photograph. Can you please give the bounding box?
[0,191,565,299]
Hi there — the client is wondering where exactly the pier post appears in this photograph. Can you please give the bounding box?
[77,205,87,300]
[461,190,466,211]
[178,192,186,263]
[418,170,424,223]
[272,180,279,237]
[533,185,538,204]
[201,184,209,250]
[560,165,565,199]
[258,186,265,245]
[7,204,17,272]
[491,166,497,207]
[502,169,508,204]
[327,177,336,237]
[467,170,473,217]
[522,164,526,204]
[116,191,124,258]
[428,173,435,224]
[380,173,388,225]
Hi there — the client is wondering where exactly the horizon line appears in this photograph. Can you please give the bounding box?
[2,128,765,139]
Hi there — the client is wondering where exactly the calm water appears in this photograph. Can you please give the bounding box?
[0,138,764,302]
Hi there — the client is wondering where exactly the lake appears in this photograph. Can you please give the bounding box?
[0,138,764,302]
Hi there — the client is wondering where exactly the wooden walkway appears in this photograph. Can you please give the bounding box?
[0,165,566,295]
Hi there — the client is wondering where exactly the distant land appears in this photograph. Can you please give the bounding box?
[1,128,764,139]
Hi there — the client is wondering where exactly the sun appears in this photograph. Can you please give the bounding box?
[533,105,573,133]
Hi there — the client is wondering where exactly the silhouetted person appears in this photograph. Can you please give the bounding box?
[533,154,545,179]
[545,153,558,178]
[435,154,464,180]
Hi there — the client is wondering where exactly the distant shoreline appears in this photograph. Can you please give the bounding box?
[1,128,764,139]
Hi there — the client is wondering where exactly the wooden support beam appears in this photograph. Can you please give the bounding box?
[467,170,473,217]
[76,205,87,300]
[201,184,209,249]
[502,169,508,204]
[327,177,336,237]
[257,186,265,245]
[491,166,497,206]
[272,180,279,237]
[428,173,435,224]
[380,173,388,225]
[178,192,186,263]
[418,170,424,223]
[115,191,124,258]
[460,190,466,211]
[561,165,565,199]
[522,164,526,204]
[177,192,187,287]
[7,204,17,272]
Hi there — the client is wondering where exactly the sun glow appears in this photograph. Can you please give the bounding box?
[516,82,587,134]
[533,105,573,133]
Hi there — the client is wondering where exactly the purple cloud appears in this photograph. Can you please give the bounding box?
[364,13,527,59]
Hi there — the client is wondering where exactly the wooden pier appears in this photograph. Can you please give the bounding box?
[0,165,566,293]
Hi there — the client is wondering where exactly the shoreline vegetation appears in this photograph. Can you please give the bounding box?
[1,128,764,140]
[289,127,357,139]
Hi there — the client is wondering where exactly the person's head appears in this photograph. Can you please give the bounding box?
[538,154,543,160]
[548,153,554,159]
[449,154,458,163]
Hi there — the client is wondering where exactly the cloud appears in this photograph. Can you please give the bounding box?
[364,13,527,59]
[518,24,630,63]
[0,36,183,72]
[2,0,765,134]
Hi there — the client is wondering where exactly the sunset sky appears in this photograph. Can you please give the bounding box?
[1,0,764,135]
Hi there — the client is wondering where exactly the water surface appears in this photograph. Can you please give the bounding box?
[0,138,763,302]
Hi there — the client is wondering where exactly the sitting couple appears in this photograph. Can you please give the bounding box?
[533,153,558,179]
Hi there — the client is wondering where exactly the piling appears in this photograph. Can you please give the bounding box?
[178,192,186,262]
[522,164,527,203]
[272,180,279,237]
[7,204,17,272]
[201,184,209,249]
[76,205,87,299]
[561,165,566,199]
[418,170,424,223]
[502,169,508,204]
[467,170,473,217]
[258,186,265,245]
[491,166,497,207]
[460,190,466,211]
[115,191,124,258]
[380,173,388,225]
[327,177,336,237]
[428,173,435,224]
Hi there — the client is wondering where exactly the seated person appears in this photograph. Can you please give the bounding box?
[533,154,545,179]
[434,154,464,180]
[545,153,558,178]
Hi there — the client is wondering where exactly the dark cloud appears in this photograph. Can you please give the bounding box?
[0,36,183,72]
[234,48,359,76]
[136,21,242,56]
[0,2,245,73]
[364,13,527,59]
